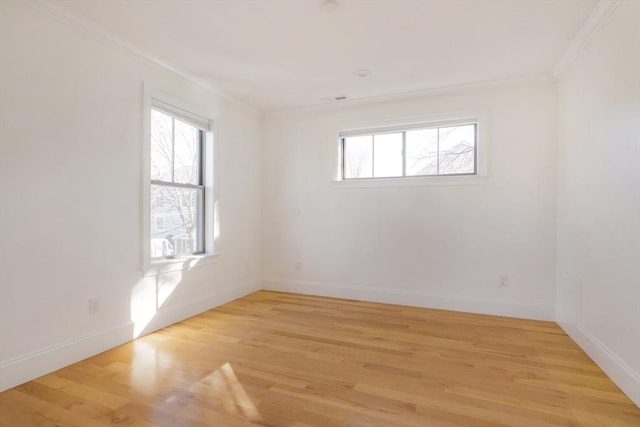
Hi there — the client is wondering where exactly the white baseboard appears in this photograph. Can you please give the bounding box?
[0,280,260,392]
[558,321,640,408]
[262,277,555,321]
[0,321,135,394]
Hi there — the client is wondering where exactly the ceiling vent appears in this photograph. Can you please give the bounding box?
[321,95,348,102]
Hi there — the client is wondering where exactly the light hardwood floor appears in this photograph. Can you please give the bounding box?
[1,291,638,426]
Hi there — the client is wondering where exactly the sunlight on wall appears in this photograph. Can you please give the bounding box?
[130,268,184,338]
[130,258,212,339]
[157,272,181,308]
[214,200,221,241]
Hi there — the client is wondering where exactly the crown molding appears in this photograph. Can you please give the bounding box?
[28,0,262,117]
[553,0,621,78]
[265,72,554,117]
[28,0,614,115]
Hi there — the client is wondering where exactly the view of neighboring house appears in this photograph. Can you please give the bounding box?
[150,196,198,257]
[149,109,202,258]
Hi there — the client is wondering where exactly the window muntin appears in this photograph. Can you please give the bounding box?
[150,108,205,259]
[341,122,477,180]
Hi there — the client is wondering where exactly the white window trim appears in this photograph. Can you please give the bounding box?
[142,84,220,276]
[330,110,488,188]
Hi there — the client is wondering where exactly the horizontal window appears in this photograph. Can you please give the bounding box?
[340,122,477,180]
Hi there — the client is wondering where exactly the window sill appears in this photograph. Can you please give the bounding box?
[143,253,219,277]
[331,175,489,189]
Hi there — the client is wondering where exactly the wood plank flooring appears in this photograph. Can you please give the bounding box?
[1,291,638,426]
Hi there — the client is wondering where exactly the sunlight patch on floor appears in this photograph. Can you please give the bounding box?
[187,362,263,423]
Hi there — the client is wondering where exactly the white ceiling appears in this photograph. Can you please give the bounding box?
[55,0,597,112]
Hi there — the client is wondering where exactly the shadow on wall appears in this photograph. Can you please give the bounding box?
[130,258,205,339]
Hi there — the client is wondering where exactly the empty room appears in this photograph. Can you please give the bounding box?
[0,0,638,425]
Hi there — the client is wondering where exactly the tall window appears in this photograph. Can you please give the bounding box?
[150,106,206,259]
[341,122,477,180]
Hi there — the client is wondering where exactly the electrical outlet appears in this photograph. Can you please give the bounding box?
[499,275,509,287]
[89,297,100,314]
[295,261,302,271]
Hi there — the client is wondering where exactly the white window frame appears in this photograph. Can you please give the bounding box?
[142,86,219,276]
[331,110,488,188]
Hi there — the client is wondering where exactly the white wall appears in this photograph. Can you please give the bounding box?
[2,0,637,408]
[262,81,558,320]
[556,0,640,406]
[0,2,262,391]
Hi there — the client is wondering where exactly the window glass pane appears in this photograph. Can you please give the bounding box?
[150,109,174,182]
[438,124,475,175]
[406,129,438,176]
[373,133,403,177]
[344,135,373,179]
[174,119,200,185]
[150,185,203,257]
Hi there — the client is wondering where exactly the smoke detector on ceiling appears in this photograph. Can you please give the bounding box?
[321,0,340,13]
